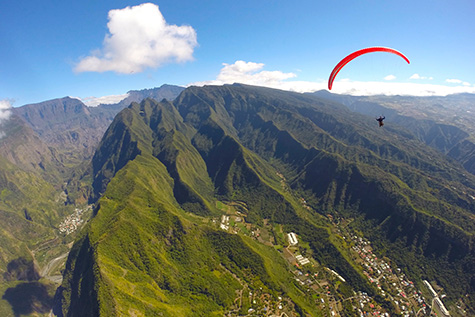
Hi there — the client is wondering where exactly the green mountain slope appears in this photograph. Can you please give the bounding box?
[59,84,475,315]
[0,114,64,180]
[177,85,475,308]
[58,154,321,316]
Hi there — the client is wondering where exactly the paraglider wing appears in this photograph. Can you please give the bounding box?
[328,47,410,90]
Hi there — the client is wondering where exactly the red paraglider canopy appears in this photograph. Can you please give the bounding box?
[328,47,410,90]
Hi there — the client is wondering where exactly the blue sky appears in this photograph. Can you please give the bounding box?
[1,0,475,107]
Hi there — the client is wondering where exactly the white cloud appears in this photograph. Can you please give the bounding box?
[384,75,396,81]
[193,61,297,87]
[0,99,12,139]
[75,3,197,74]
[79,93,129,107]
[189,60,475,97]
[190,61,318,92]
[0,99,12,122]
[446,79,472,87]
[409,73,433,80]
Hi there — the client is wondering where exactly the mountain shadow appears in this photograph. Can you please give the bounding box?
[2,282,54,317]
[3,257,40,282]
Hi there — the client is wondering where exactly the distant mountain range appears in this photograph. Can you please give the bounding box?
[0,84,474,316]
[11,84,185,165]
[104,84,186,110]
[312,90,475,174]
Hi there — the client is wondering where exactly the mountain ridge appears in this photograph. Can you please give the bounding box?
[1,84,474,315]
[312,90,475,175]
[58,84,474,315]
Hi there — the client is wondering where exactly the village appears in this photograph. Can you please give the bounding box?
[212,198,458,317]
[332,215,458,317]
[58,205,92,235]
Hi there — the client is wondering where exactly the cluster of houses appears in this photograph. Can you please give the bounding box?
[347,232,440,316]
[356,291,391,317]
[285,232,386,316]
[58,206,89,235]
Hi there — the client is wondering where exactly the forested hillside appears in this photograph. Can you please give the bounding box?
[58,84,475,316]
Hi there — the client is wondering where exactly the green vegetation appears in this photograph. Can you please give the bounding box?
[17,84,474,315]
[0,156,74,280]
[60,154,323,315]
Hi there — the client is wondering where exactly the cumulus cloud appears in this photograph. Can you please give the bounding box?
[409,73,433,80]
[79,93,129,107]
[189,60,475,96]
[384,75,396,81]
[193,61,297,87]
[190,61,318,92]
[75,3,197,73]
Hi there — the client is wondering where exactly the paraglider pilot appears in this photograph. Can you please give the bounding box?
[376,116,385,127]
